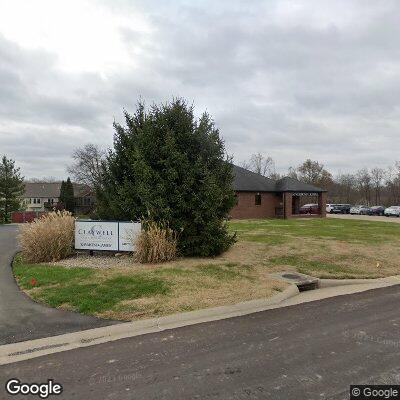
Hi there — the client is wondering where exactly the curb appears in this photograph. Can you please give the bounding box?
[0,285,299,366]
[319,275,400,288]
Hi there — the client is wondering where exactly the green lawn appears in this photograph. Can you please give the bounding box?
[13,255,171,314]
[229,218,400,244]
[13,255,285,319]
[229,218,400,279]
[13,217,400,320]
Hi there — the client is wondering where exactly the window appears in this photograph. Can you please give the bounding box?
[255,193,261,206]
[234,194,238,205]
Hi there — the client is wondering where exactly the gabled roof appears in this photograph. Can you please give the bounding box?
[24,182,62,198]
[23,182,93,198]
[232,165,277,192]
[232,165,326,193]
[275,176,326,193]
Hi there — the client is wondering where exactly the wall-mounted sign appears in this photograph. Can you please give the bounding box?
[292,192,319,197]
[75,220,141,252]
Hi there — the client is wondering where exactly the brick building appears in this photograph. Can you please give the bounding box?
[230,165,327,219]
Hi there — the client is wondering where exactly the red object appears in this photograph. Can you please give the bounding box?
[30,278,37,286]
[11,211,47,223]
[299,204,320,214]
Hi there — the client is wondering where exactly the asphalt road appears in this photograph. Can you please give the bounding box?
[0,224,115,345]
[1,285,400,400]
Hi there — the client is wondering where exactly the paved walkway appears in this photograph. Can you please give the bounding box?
[0,224,115,345]
[328,213,400,223]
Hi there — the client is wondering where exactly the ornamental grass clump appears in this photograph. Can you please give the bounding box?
[19,211,75,263]
[134,221,177,263]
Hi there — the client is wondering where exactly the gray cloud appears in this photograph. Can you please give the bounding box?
[1,0,400,179]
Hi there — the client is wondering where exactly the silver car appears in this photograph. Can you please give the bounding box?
[384,206,400,217]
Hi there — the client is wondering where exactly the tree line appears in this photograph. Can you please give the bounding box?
[241,153,400,206]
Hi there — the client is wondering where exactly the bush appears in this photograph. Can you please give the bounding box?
[134,221,177,263]
[19,211,75,263]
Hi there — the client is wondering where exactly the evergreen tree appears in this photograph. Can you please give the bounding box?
[65,177,75,213]
[0,156,25,223]
[59,180,66,209]
[97,98,236,256]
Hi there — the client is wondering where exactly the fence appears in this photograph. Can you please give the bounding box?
[11,211,47,223]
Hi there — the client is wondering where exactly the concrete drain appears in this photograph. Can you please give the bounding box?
[269,272,319,292]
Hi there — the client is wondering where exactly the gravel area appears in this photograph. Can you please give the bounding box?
[51,252,138,269]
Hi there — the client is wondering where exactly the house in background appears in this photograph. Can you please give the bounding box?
[22,182,96,214]
[231,165,327,219]
[21,168,326,219]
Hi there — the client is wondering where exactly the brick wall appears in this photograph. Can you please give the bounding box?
[230,192,282,219]
[283,192,293,219]
[318,192,327,218]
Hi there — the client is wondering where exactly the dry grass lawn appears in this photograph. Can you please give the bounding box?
[14,217,399,321]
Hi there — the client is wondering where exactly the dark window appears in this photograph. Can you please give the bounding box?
[255,193,261,205]
[234,194,238,205]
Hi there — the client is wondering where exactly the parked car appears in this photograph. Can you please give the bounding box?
[350,205,372,215]
[370,206,386,216]
[350,205,363,214]
[326,204,335,213]
[360,206,373,215]
[300,203,319,214]
[384,206,400,217]
[331,204,351,214]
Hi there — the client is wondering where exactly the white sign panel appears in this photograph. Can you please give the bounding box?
[75,221,141,252]
[119,222,141,251]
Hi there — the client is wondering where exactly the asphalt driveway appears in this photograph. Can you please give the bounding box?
[328,213,400,222]
[2,285,400,399]
[0,224,115,345]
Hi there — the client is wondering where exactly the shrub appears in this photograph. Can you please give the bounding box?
[134,221,177,263]
[19,211,75,262]
[96,98,236,257]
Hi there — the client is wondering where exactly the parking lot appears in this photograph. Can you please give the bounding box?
[328,214,400,223]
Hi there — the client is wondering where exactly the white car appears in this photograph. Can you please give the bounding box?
[326,204,335,213]
[350,205,364,215]
[384,206,400,217]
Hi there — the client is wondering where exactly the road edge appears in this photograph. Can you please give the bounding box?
[2,279,400,366]
[0,285,299,365]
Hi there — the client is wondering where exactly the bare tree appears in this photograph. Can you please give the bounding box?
[243,153,277,178]
[370,167,386,205]
[287,166,298,179]
[355,168,372,204]
[386,163,400,204]
[27,176,59,183]
[296,159,333,189]
[67,144,106,188]
[336,173,356,203]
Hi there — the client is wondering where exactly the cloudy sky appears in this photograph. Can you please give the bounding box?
[1,0,400,179]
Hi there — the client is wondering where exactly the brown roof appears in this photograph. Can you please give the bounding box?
[23,182,93,198]
[233,165,326,193]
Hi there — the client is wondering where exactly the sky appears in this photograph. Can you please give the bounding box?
[1,0,400,179]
